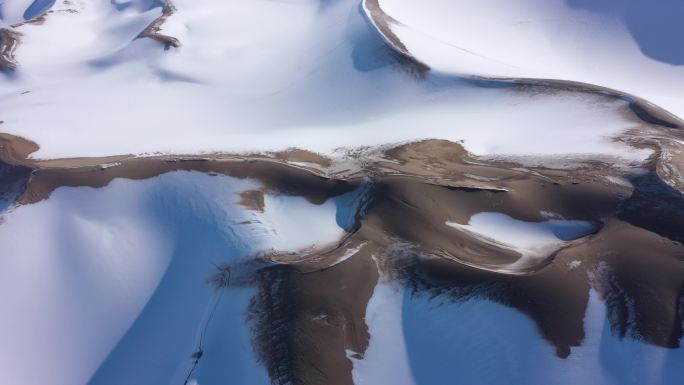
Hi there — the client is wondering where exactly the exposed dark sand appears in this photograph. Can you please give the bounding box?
[0,134,682,383]
[137,0,181,48]
[2,15,684,375]
[0,28,20,71]
[239,190,266,212]
[0,1,683,383]
[249,250,377,385]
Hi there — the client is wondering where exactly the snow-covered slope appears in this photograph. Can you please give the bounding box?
[0,171,351,385]
[374,0,684,120]
[398,289,684,385]
[447,213,596,269]
[352,273,684,385]
[0,0,53,25]
[0,0,651,161]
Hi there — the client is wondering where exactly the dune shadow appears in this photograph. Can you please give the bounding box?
[617,171,684,244]
[23,0,56,21]
[566,0,684,65]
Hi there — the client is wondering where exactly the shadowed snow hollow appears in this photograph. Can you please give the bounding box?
[447,212,597,270]
[0,171,351,385]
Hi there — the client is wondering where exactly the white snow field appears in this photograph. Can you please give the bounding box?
[374,0,684,120]
[351,285,684,385]
[348,256,416,385]
[0,0,55,25]
[0,171,355,385]
[0,0,651,161]
[447,212,596,269]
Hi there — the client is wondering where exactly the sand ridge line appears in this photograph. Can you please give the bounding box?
[137,0,180,48]
[362,0,684,130]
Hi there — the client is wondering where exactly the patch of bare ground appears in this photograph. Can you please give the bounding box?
[272,148,332,168]
[0,28,20,71]
[137,0,180,48]
[0,0,682,379]
[238,189,265,212]
[0,132,683,380]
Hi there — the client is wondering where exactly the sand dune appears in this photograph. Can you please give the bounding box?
[0,1,683,384]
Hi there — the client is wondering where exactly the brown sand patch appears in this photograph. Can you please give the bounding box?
[0,133,683,381]
[239,189,265,212]
[272,148,332,168]
[137,0,180,48]
[249,250,378,385]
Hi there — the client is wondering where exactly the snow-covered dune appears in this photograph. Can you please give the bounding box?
[372,0,684,120]
[446,212,597,270]
[400,289,684,385]
[1,2,683,384]
[0,171,352,385]
[0,0,652,161]
[0,0,53,25]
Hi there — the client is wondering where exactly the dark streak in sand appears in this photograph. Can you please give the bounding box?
[0,28,20,71]
[137,0,181,48]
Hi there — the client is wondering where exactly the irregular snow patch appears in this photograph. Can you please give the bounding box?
[247,193,344,253]
[447,212,596,268]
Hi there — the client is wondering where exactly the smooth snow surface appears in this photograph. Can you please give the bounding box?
[446,212,596,268]
[0,171,348,385]
[0,0,38,25]
[349,258,416,385]
[0,0,650,161]
[349,265,684,385]
[377,0,684,120]
[403,290,684,385]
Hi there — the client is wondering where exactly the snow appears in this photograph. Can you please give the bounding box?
[446,212,596,268]
[375,0,684,121]
[329,242,367,267]
[403,289,684,385]
[0,0,34,25]
[0,0,650,162]
[346,257,684,385]
[248,193,343,253]
[349,256,416,385]
[0,171,349,385]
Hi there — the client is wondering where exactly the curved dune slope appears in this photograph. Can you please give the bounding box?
[0,170,357,385]
[370,0,684,121]
[0,0,668,163]
[0,1,683,385]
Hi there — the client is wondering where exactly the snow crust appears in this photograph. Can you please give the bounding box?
[0,171,348,385]
[0,0,649,161]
